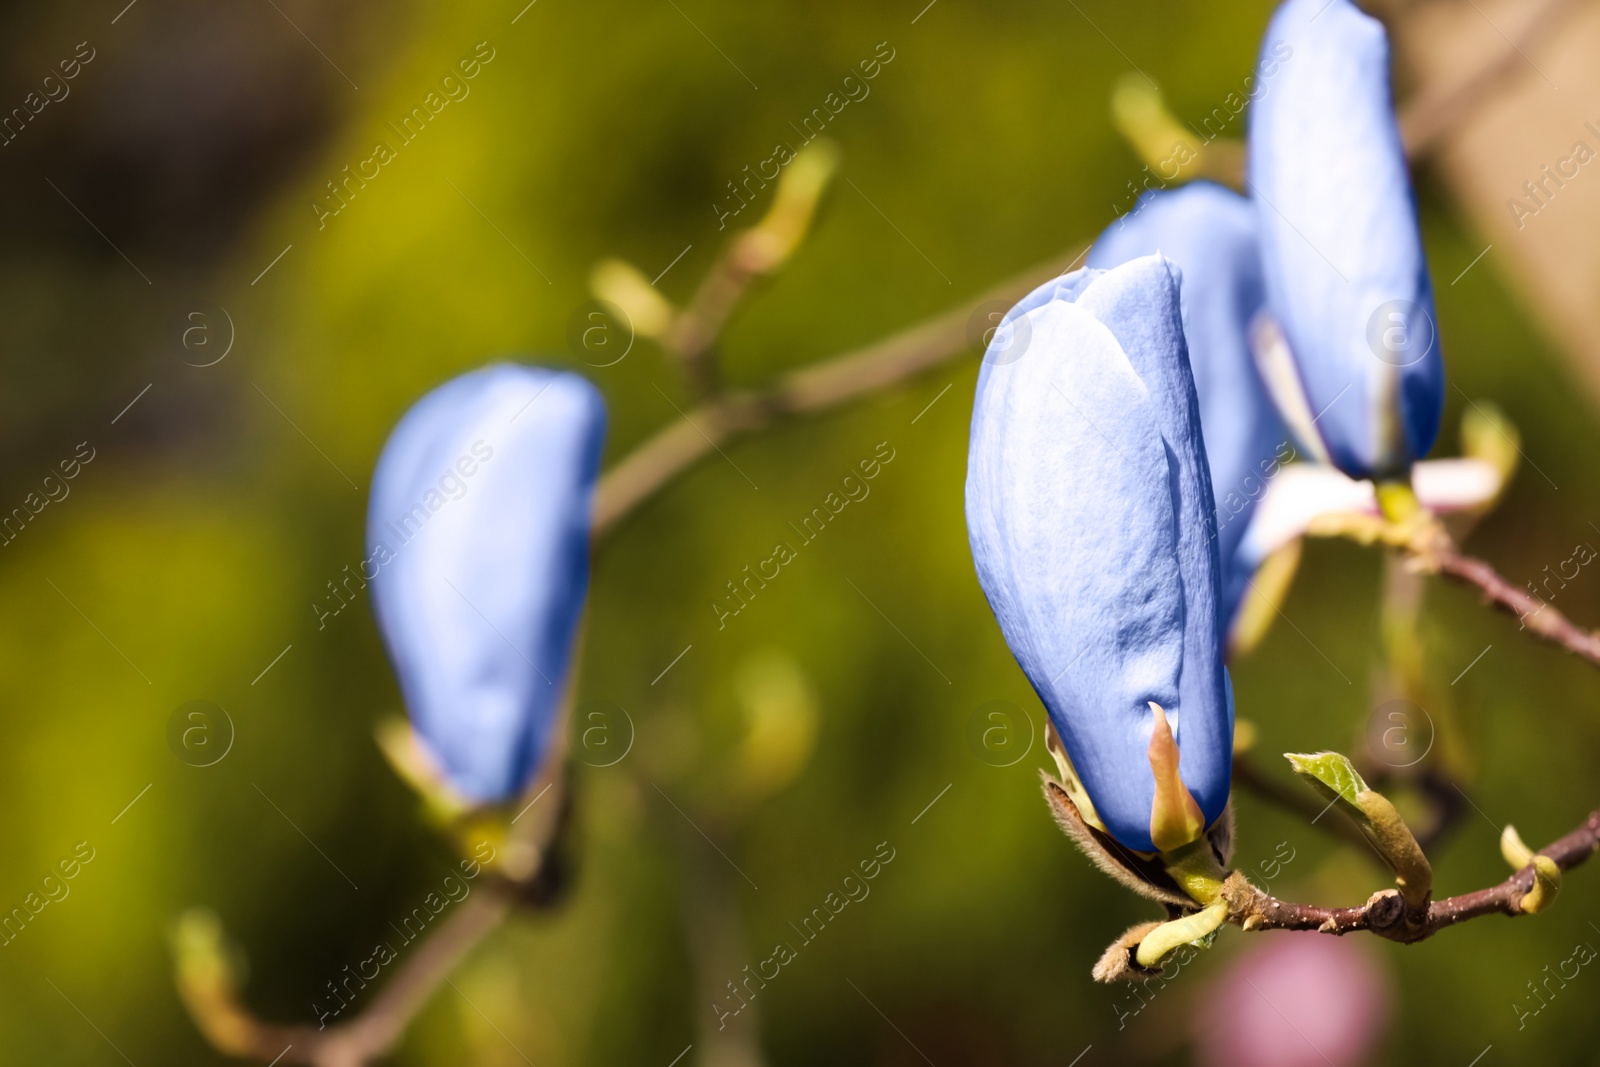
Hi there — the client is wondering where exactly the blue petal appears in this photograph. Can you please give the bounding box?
[1248,0,1443,478]
[367,363,605,802]
[1089,183,1289,628]
[966,256,1232,851]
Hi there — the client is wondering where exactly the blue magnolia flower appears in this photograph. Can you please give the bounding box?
[1247,0,1443,480]
[1088,182,1290,631]
[367,363,605,804]
[966,255,1232,853]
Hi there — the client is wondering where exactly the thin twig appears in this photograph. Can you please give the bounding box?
[1306,513,1600,669]
[1428,546,1600,667]
[654,146,839,398]
[661,236,767,398]
[311,887,516,1067]
[665,798,773,1067]
[594,247,1086,537]
[178,769,572,1067]
[1400,767,1470,855]
[180,886,514,1067]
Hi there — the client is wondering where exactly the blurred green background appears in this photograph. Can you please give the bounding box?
[1,0,1597,1063]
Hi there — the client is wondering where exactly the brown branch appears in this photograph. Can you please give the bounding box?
[661,235,769,399]
[593,246,1087,537]
[1315,515,1600,668]
[321,885,515,1067]
[1225,808,1600,942]
[178,771,572,1067]
[1394,766,1470,855]
[1427,545,1600,667]
[178,885,514,1067]
[652,144,841,399]
[1396,0,1589,158]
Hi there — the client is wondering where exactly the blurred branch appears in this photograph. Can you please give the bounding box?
[175,765,571,1067]
[1430,545,1600,666]
[310,887,515,1067]
[594,143,842,400]
[1304,511,1600,669]
[1397,0,1589,157]
[593,245,1087,537]
[1109,74,1245,189]
[669,811,771,1067]
[666,145,841,398]
[1368,552,1472,854]
[1396,766,1470,855]
[175,886,514,1067]
[1231,751,1375,855]
[1234,749,1469,864]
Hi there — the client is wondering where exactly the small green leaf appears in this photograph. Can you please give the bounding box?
[1285,751,1369,808]
[1285,751,1432,909]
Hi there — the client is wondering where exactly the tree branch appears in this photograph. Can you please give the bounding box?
[176,771,573,1067]
[177,885,514,1067]
[1427,544,1600,667]
[1225,808,1600,941]
[593,246,1086,537]
[1307,513,1600,669]
[661,234,769,399]
[318,886,516,1067]
[1393,766,1470,855]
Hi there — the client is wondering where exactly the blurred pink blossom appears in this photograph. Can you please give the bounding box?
[1193,935,1393,1067]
